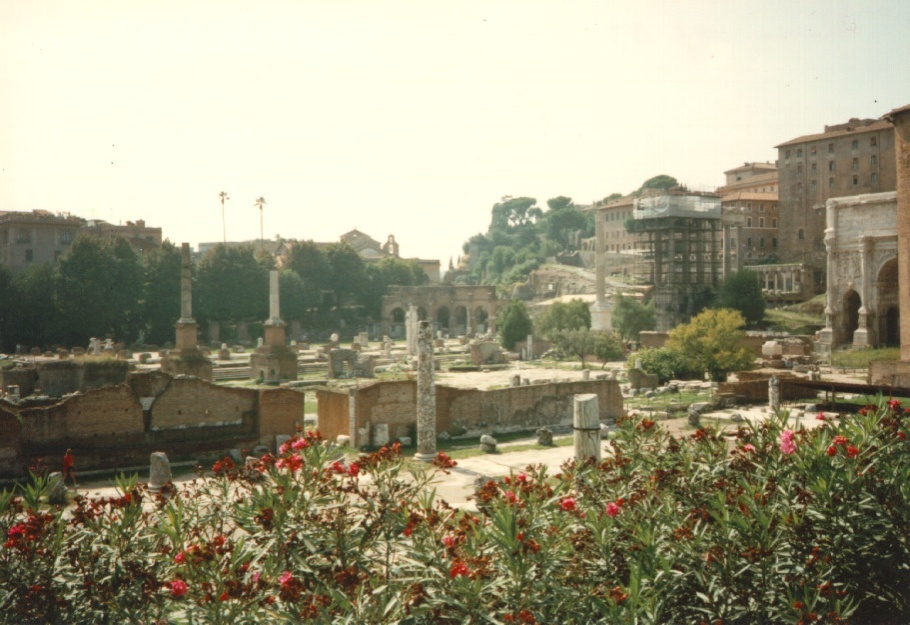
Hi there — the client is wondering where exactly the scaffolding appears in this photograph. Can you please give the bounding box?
[628,194,723,330]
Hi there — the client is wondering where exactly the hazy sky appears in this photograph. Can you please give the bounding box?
[2,1,909,266]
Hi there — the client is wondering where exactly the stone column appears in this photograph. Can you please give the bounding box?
[594,207,606,305]
[885,105,910,360]
[414,320,437,462]
[854,236,872,347]
[768,375,780,413]
[405,305,418,356]
[268,269,280,323]
[179,242,192,322]
[573,393,601,463]
[820,200,838,346]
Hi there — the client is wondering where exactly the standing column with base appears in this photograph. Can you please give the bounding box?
[414,320,437,462]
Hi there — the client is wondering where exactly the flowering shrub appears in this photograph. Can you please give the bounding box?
[2,404,910,623]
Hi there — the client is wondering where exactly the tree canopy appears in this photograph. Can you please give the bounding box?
[716,270,766,325]
[497,299,533,350]
[535,299,591,341]
[666,308,755,382]
[611,294,656,342]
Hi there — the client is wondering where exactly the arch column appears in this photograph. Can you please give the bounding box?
[853,236,873,347]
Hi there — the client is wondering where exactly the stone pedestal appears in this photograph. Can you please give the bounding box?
[149,452,172,492]
[47,472,68,505]
[174,321,198,353]
[589,299,613,332]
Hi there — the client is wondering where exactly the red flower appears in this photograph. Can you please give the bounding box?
[402,526,413,537]
[432,452,457,471]
[276,454,303,473]
[291,438,308,450]
[846,445,859,458]
[449,561,471,578]
[889,399,901,410]
[278,571,293,587]
[169,579,189,598]
[347,463,360,477]
[826,446,837,457]
[331,460,346,474]
[833,435,849,447]
[605,502,621,517]
[559,497,577,512]
[816,412,826,421]
[504,490,518,504]
[174,551,186,564]
[515,472,528,484]
[442,534,456,548]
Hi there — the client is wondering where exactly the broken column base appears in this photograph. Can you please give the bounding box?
[868,359,910,386]
[250,346,298,382]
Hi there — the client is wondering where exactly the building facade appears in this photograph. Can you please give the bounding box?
[717,162,780,264]
[776,118,896,295]
[0,211,85,273]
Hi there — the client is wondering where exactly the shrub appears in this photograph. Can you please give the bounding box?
[628,346,696,384]
[2,404,910,623]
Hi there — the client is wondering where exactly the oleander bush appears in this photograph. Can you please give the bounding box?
[2,401,910,624]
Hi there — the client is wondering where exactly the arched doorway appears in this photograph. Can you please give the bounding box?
[436,306,451,331]
[877,259,899,347]
[416,306,428,321]
[842,290,861,346]
[391,307,405,323]
[453,306,467,335]
[474,307,489,334]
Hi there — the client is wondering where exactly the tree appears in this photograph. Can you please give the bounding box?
[639,175,680,192]
[325,243,367,310]
[627,347,694,384]
[141,241,182,345]
[218,191,229,244]
[497,299,533,350]
[0,265,16,352]
[592,332,624,368]
[542,196,588,249]
[361,257,427,319]
[611,294,656,342]
[8,263,58,350]
[552,328,594,368]
[254,197,267,253]
[195,244,267,325]
[57,236,143,345]
[535,299,591,341]
[665,308,755,382]
[716,270,766,325]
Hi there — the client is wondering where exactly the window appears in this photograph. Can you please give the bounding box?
[828,142,834,153]
[25,249,33,262]
[772,238,778,249]
[872,172,878,184]
[759,218,765,228]
[852,139,859,150]
[852,157,859,171]
[853,175,859,186]
[871,154,877,167]
[871,136,877,147]
[810,145,817,155]
[785,149,791,159]
[797,164,803,175]
[797,182,802,192]
[15,228,30,243]
[828,161,835,172]
[811,162,817,172]
[829,177,835,189]
[747,217,753,227]
[747,237,753,247]
[811,180,817,191]
[760,237,765,248]
[59,230,73,244]
[760,204,765,212]
[798,229,805,240]
[772,218,778,228]
[796,148,803,157]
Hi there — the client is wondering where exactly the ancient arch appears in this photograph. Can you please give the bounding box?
[453,306,467,335]
[841,290,861,345]
[436,306,451,330]
[877,259,899,347]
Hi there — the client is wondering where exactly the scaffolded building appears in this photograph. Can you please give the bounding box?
[628,193,723,330]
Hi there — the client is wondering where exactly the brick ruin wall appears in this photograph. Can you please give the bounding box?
[0,372,303,480]
[317,379,623,447]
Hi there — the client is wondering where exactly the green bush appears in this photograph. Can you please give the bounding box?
[3,403,910,623]
[628,346,696,384]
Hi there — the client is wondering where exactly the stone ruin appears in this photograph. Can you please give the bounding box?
[328,349,375,379]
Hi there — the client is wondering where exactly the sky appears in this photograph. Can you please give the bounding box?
[1,1,909,267]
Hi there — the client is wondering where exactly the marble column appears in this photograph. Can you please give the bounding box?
[853,236,872,347]
[820,200,838,347]
[573,394,600,463]
[414,321,437,462]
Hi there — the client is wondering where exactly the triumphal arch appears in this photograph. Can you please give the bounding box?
[818,192,898,351]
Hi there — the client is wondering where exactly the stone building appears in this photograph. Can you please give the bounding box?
[381,285,499,338]
[776,117,896,295]
[82,219,162,252]
[0,210,85,272]
[816,192,897,352]
[588,195,638,330]
[717,162,781,264]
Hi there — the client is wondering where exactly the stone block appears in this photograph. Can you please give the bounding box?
[480,434,498,453]
[149,452,172,492]
[47,472,68,505]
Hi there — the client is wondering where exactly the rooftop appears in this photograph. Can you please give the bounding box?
[775,119,893,148]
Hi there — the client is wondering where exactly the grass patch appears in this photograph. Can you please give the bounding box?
[763,307,824,334]
[624,390,707,414]
[831,347,900,369]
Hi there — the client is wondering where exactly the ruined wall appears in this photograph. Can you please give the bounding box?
[868,359,910,386]
[258,387,305,448]
[0,406,22,476]
[717,376,817,402]
[18,385,145,445]
[150,377,256,430]
[316,388,350,444]
[35,360,132,396]
[329,379,623,447]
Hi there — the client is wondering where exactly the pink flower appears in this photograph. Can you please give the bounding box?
[442,535,456,548]
[331,461,346,474]
[278,571,293,586]
[559,497,577,512]
[251,571,261,583]
[173,551,185,564]
[605,502,621,518]
[778,429,797,455]
[515,472,528,484]
[279,440,292,455]
[889,399,901,410]
[291,438,308,450]
[833,435,848,447]
[742,444,756,453]
[504,490,518,504]
[169,579,189,598]
[449,561,471,578]
[816,413,826,421]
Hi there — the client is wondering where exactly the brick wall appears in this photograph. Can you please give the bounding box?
[150,377,256,430]
[259,387,305,448]
[316,388,350,444]
[0,407,21,476]
[717,377,817,402]
[18,385,144,444]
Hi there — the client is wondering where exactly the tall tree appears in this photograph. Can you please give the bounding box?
[611,294,657,342]
[285,241,332,314]
[9,263,59,349]
[195,244,267,325]
[324,243,367,310]
[219,191,229,244]
[141,242,183,345]
[716,270,766,325]
[497,299,533,350]
[254,196,267,253]
[535,299,591,341]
